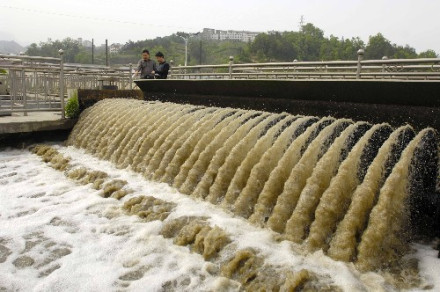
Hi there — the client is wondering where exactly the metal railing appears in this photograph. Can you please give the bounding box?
[2,51,439,118]
[169,51,440,81]
[0,53,134,118]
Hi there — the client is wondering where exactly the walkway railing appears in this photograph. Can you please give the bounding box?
[2,51,440,118]
[169,51,440,80]
[0,53,133,118]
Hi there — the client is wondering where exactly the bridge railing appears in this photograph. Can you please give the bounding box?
[0,54,133,118]
[169,52,440,80]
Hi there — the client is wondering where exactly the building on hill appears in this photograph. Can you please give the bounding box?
[201,28,261,42]
[82,40,93,48]
[77,38,93,48]
[110,43,123,54]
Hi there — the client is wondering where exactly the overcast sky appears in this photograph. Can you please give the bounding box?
[1,0,439,53]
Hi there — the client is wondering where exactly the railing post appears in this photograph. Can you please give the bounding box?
[229,56,234,79]
[8,69,14,111]
[293,59,298,79]
[129,63,133,90]
[382,56,388,75]
[34,70,39,108]
[169,60,174,79]
[22,67,27,116]
[59,49,65,119]
[356,49,364,79]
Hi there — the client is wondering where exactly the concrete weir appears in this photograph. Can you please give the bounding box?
[67,98,439,271]
[134,79,440,243]
[0,78,439,289]
[0,112,76,146]
[135,79,440,130]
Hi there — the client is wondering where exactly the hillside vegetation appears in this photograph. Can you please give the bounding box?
[25,23,438,66]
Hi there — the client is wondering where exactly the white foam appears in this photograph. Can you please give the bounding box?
[0,146,438,291]
[413,243,440,291]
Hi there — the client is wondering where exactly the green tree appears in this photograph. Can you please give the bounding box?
[319,35,343,60]
[74,50,92,64]
[26,43,41,56]
[418,49,438,58]
[250,32,300,62]
[344,37,365,59]
[299,23,325,60]
[23,23,438,66]
[26,38,82,63]
[365,33,395,59]
[393,45,417,59]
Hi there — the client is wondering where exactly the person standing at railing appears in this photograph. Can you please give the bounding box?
[135,49,156,79]
[153,52,170,79]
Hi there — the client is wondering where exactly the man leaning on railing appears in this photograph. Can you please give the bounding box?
[134,49,156,79]
[153,52,170,79]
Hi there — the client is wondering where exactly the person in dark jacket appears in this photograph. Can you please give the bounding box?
[153,52,170,79]
[135,49,156,79]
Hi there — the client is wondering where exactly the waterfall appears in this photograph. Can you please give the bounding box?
[67,99,438,271]
[327,126,415,262]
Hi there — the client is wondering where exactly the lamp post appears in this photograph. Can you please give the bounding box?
[176,33,200,67]
[176,35,189,66]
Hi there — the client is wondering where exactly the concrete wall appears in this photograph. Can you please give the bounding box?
[0,129,72,148]
[77,89,143,111]
[136,79,440,130]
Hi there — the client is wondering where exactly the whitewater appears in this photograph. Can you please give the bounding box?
[1,98,440,291]
[0,145,438,291]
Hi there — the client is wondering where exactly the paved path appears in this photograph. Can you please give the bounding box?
[0,112,76,135]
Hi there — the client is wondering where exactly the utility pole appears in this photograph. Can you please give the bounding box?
[92,38,95,64]
[184,38,188,66]
[105,39,109,66]
[299,15,305,31]
[199,40,202,65]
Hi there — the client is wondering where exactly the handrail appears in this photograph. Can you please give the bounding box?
[0,54,60,62]
[170,58,440,71]
[0,54,134,118]
[168,56,440,81]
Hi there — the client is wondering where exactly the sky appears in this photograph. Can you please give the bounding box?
[0,0,439,53]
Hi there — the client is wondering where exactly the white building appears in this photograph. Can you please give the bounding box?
[82,40,93,48]
[109,43,123,54]
[201,28,261,42]
[77,38,93,48]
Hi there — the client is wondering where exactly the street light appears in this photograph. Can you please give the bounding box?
[176,35,188,66]
[176,33,200,66]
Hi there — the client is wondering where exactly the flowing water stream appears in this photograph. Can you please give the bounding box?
[2,98,440,290]
[66,99,438,274]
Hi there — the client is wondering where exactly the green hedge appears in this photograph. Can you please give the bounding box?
[65,92,80,119]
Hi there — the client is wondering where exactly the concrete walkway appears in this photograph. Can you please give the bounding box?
[0,112,77,135]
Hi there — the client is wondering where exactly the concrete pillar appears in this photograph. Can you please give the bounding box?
[229,56,234,79]
[382,56,388,76]
[356,49,365,79]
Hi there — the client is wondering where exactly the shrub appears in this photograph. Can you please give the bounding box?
[65,93,80,119]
